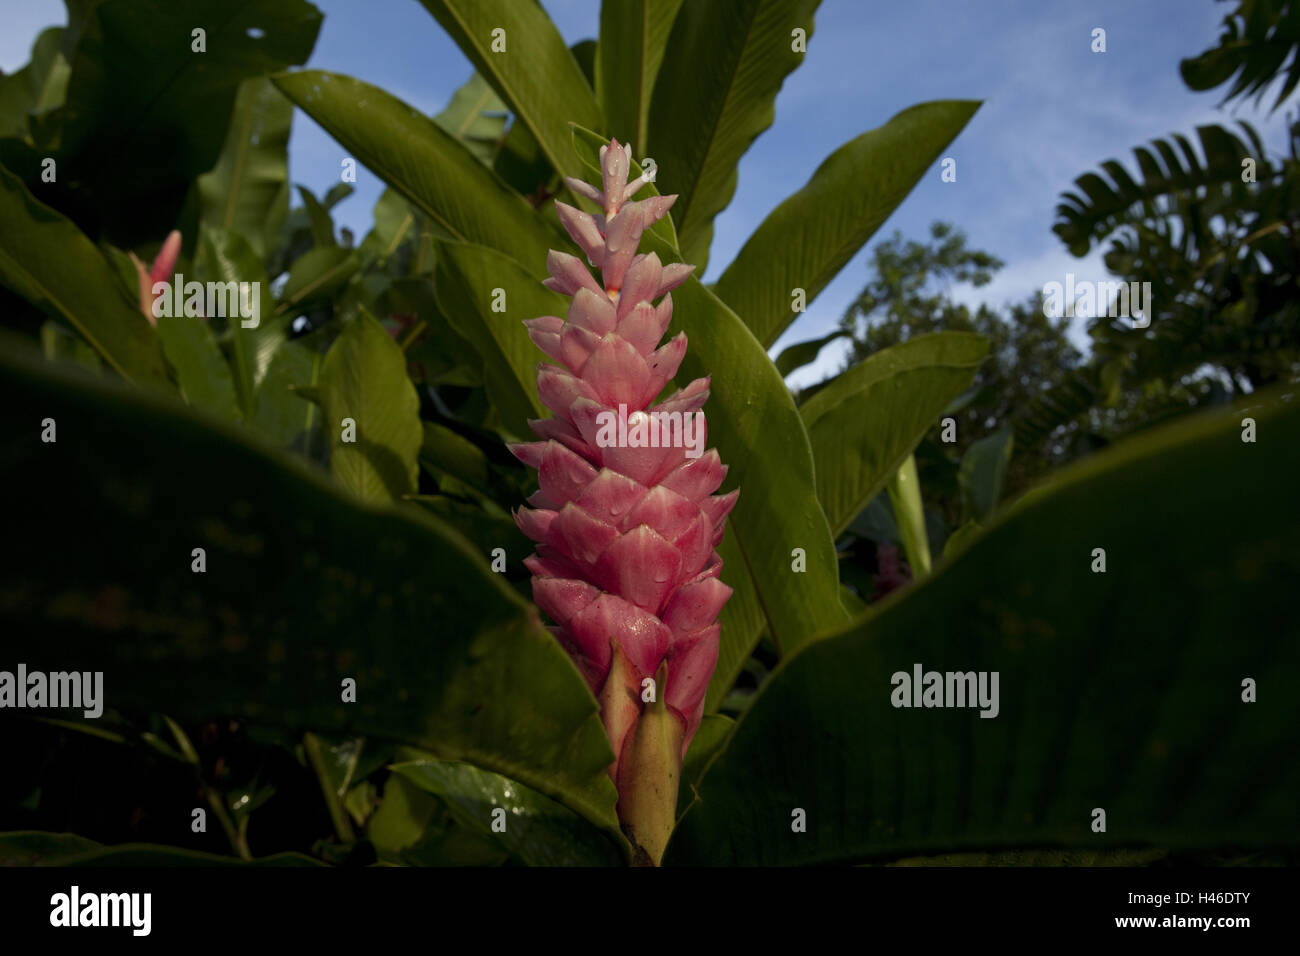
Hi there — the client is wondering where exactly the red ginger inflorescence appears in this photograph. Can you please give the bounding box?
[510,140,737,804]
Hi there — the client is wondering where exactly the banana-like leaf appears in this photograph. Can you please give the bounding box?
[667,391,1300,864]
[647,0,821,268]
[670,277,847,655]
[801,332,988,537]
[271,71,557,274]
[0,163,169,385]
[196,77,294,262]
[0,344,620,833]
[416,0,603,185]
[596,0,685,149]
[714,101,981,348]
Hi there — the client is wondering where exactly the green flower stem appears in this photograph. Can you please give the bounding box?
[887,453,931,578]
[303,731,357,845]
[165,716,251,861]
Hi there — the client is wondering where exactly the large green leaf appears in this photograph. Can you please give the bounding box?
[801,333,988,537]
[667,391,1300,864]
[596,0,685,149]
[431,240,552,440]
[669,277,847,655]
[392,752,626,865]
[0,163,169,385]
[271,71,556,274]
[313,310,423,504]
[0,344,619,832]
[713,101,981,347]
[416,0,603,185]
[47,0,320,246]
[196,77,294,263]
[648,0,821,267]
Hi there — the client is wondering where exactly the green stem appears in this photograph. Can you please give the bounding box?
[165,716,251,861]
[887,453,932,579]
[303,732,357,844]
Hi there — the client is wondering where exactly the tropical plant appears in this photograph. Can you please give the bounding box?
[1016,0,1300,466]
[0,0,1295,867]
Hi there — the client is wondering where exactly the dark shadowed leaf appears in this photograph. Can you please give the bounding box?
[0,163,169,385]
[0,345,620,833]
[668,391,1300,864]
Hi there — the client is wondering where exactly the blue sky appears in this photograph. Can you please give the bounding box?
[3,0,1293,385]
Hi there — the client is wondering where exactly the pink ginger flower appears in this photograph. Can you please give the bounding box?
[128,229,182,325]
[510,140,736,859]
